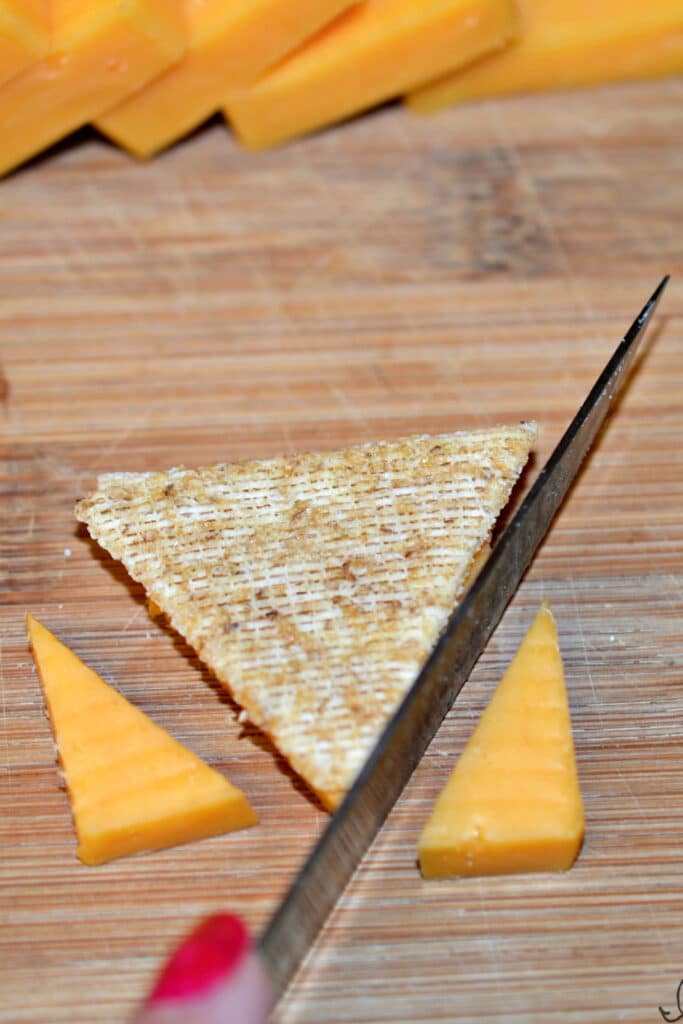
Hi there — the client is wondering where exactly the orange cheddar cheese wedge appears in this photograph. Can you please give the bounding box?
[96,0,359,158]
[0,0,186,176]
[418,602,584,879]
[27,613,258,866]
[408,0,683,112]
[0,1,49,87]
[224,0,519,151]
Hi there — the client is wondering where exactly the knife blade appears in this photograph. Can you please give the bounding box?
[258,276,669,1003]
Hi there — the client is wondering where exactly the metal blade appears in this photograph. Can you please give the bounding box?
[258,276,669,1002]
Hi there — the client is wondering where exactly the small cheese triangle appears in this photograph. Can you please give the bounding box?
[75,425,536,809]
[27,613,258,866]
[418,602,584,878]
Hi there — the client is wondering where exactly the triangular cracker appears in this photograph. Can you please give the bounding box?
[76,425,536,809]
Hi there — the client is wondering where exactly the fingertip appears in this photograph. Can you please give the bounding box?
[133,914,271,1024]
[149,913,249,1005]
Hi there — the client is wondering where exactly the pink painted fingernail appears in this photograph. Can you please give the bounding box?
[149,914,249,1005]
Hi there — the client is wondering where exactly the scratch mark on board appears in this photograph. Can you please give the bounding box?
[567,575,599,711]
[121,604,145,634]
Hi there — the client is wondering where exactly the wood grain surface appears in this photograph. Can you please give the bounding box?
[1,78,683,1024]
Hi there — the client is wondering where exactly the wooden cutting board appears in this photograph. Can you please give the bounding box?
[1,77,682,1024]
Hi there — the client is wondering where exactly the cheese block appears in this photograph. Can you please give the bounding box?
[0,1,49,87]
[75,424,536,809]
[96,0,358,158]
[0,0,186,176]
[418,602,584,879]
[408,0,683,113]
[27,613,258,865]
[224,0,519,150]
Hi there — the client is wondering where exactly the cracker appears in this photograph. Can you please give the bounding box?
[76,424,536,808]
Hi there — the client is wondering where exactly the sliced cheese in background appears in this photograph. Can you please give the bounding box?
[27,613,258,866]
[408,0,683,113]
[224,0,519,151]
[0,0,186,176]
[0,0,50,87]
[96,0,359,158]
[418,602,584,879]
[75,424,536,810]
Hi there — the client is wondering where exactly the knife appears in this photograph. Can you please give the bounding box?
[258,276,670,1004]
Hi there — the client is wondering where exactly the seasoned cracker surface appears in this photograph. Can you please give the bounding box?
[76,425,536,807]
